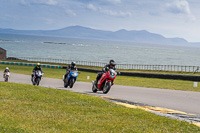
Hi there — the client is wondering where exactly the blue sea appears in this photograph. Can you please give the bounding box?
[0,33,200,66]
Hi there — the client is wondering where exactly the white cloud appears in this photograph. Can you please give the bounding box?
[20,0,27,5]
[165,0,196,21]
[65,9,76,16]
[87,4,131,17]
[104,0,121,4]
[166,0,190,14]
[87,4,97,11]
[21,0,58,6]
[99,9,132,17]
[45,0,57,5]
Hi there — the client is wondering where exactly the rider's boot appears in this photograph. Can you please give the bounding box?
[95,79,98,87]
[64,74,68,82]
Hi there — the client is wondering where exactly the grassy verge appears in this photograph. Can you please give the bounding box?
[0,82,199,132]
[115,75,200,92]
[0,64,200,92]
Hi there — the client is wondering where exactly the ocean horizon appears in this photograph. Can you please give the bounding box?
[0,33,200,66]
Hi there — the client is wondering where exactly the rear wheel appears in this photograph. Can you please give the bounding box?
[103,81,111,94]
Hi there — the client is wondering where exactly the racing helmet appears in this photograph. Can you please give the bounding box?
[71,62,76,67]
[6,67,9,70]
[109,60,116,67]
[36,63,40,68]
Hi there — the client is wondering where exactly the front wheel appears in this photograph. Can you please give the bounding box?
[69,79,75,88]
[103,81,112,94]
[36,78,40,86]
[33,81,36,86]
[4,75,8,82]
[64,82,68,88]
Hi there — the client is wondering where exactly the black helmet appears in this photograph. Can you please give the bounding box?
[71,62,76,66]
[109,60,116,66]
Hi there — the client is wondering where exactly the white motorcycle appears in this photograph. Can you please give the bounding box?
[32,70,44,86]
[4,72,10,82]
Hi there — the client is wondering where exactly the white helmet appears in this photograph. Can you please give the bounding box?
[6,67,9,70]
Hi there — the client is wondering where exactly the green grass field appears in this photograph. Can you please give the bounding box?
[0,82,199,132]
[0,63,200,92]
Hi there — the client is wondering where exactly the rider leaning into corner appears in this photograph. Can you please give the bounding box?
[31,63,43,80]
[95,59,116,86]
[64,62,78,79]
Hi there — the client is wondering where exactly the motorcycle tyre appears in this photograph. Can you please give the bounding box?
[4,75,8,82]
[92,82,97,93]
[33,81,36,85]
[36,78,40,86]
[103,81,111,94]
[69,79,74,88]
[64,82,68,88]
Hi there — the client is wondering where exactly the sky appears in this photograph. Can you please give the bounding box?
[0,0,200,42]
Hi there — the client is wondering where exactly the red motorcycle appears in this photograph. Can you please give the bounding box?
[92,69,119,94]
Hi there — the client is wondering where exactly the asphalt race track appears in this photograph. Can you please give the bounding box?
[1,72,200,116]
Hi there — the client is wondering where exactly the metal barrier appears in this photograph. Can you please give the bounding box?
[117,64,200,72]
[6,57,200,72]
[74,67,200,81]
[1,60,200,81]
[15,57,107,67]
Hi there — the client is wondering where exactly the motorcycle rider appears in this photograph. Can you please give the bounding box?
[31,63,43,81]
[64,62,78,79]
[3,67,10,78]
[95,59,116,86]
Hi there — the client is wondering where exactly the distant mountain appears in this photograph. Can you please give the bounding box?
[0,25,189,45]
